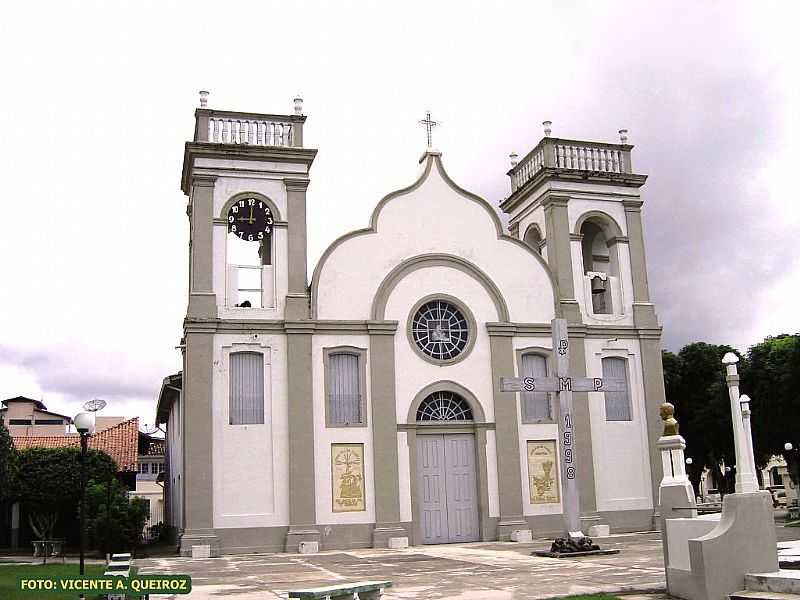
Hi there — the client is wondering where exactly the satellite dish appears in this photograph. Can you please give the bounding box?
[83,398,107,413]
[141,423,160,435]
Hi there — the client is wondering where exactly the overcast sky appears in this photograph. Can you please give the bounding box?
[1,1,797,427]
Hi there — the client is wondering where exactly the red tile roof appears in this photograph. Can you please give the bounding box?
[12,417,139,472]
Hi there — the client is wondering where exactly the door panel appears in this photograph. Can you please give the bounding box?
[444,434,480,542]
[417,435,449,544]
[417,433,480,544]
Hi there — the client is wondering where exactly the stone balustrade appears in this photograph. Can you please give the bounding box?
[194,109,305,148]
[509,137,632,192]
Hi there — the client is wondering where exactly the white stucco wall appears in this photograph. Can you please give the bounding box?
[314,155,556,323]
[584,337,654,511]
[312,334,376,525]
[212,333,290,529]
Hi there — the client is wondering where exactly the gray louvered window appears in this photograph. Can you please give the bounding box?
[328,353,362,425]
[602,357,631,421]
[521,353,551,421]
[229,351,264,424]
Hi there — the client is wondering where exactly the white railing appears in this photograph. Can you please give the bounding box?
[511,147,544,191]
[509,138,631,192]
[208,117,294,147]
[555,144,622,173]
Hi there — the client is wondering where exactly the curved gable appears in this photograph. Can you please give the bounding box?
[311,151,558,322]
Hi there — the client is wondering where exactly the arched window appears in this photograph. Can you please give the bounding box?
[520,353,552,422]
[602,357,631,421]
[225,195,275,309]
[523,225,543,255]
[416,391,473,422]
[229,351,264,424]
[326,350,365,426]
[580,220,614,314]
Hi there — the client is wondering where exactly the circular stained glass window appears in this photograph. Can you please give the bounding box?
[411,299,469,361]
[416,391,473,422]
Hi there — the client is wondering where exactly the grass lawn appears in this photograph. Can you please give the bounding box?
[0,563,118,600]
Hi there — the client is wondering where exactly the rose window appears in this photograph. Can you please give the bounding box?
[411,300,469,360]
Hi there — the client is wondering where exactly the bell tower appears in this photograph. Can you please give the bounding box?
[178,91,317,556]
[501,123,667,525]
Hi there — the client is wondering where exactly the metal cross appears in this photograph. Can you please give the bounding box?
[418,110,438,148]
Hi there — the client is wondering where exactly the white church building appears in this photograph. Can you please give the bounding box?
[156,96,667,556]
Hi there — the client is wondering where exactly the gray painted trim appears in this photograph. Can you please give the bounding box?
[623,201,652,306]
[500,169,648,214]
[405,293,478,366]
[183,317,662,340]
[369,333,403,534]
[515,346,556,424]
[489,334,526,528]
[323,345,368,428]
[406,380,488,423]
[181,331,219,552]
[181,143,317,195]
[285,179,310,320]
[218,191,283,221]
[285,332,319,546]
[187,176,217,319]
[372,254,511,323]
[543,195,577,313]
[309,152,559,319]
[639,336,669,511]
[573,210,625,239]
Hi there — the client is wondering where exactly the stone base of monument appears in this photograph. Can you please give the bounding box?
[532,536,620,558]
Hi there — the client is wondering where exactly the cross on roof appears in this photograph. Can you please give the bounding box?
[418,109,438,148]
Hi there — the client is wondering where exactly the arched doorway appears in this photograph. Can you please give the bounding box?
[411,389,482,544]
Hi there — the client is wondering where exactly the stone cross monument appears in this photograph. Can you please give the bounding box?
[500,318,626,538]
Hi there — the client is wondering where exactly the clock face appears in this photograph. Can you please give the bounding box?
[227,198,273,241]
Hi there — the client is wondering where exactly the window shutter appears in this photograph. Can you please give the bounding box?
[521,354,551,421]
[602,357,631,421]
[328,353,361,425]
[230,351,265,424]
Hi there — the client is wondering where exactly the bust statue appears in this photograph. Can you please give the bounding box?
[660,402,679,436]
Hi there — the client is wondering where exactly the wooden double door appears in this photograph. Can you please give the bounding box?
[416,433,480,544]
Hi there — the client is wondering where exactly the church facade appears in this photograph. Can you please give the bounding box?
[158,97,667,556]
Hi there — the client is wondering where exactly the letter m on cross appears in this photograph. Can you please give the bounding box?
[559,377,572,391]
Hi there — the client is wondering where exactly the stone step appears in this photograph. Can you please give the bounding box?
[746,571,800,594]
[730,591,800,600]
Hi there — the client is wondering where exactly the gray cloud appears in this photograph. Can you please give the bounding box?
[0,345,162,405]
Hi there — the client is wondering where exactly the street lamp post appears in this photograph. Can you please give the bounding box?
[785,442,800,505]
[73,412,95,580]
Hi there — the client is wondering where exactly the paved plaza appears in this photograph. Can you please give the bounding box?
[137,532,667,599]
[134,525,800,599]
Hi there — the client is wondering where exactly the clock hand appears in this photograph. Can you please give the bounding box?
[248,206,254,224]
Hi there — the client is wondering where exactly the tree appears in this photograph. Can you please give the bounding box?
[0,423,19,504]
[741,334,800,486]
[86,478,149,554]
[16,447,117,540]
[663,343,742,496]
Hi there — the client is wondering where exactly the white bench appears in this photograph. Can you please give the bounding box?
[105,553,133,600]
[288,580,392,600]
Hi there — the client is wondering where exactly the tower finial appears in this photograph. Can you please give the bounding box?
[199,90,209,108]
[294,95,303,115]
[619,128,628,143]
[543,120,552,137]
[418,109,439,149]
[509,152,519,168]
